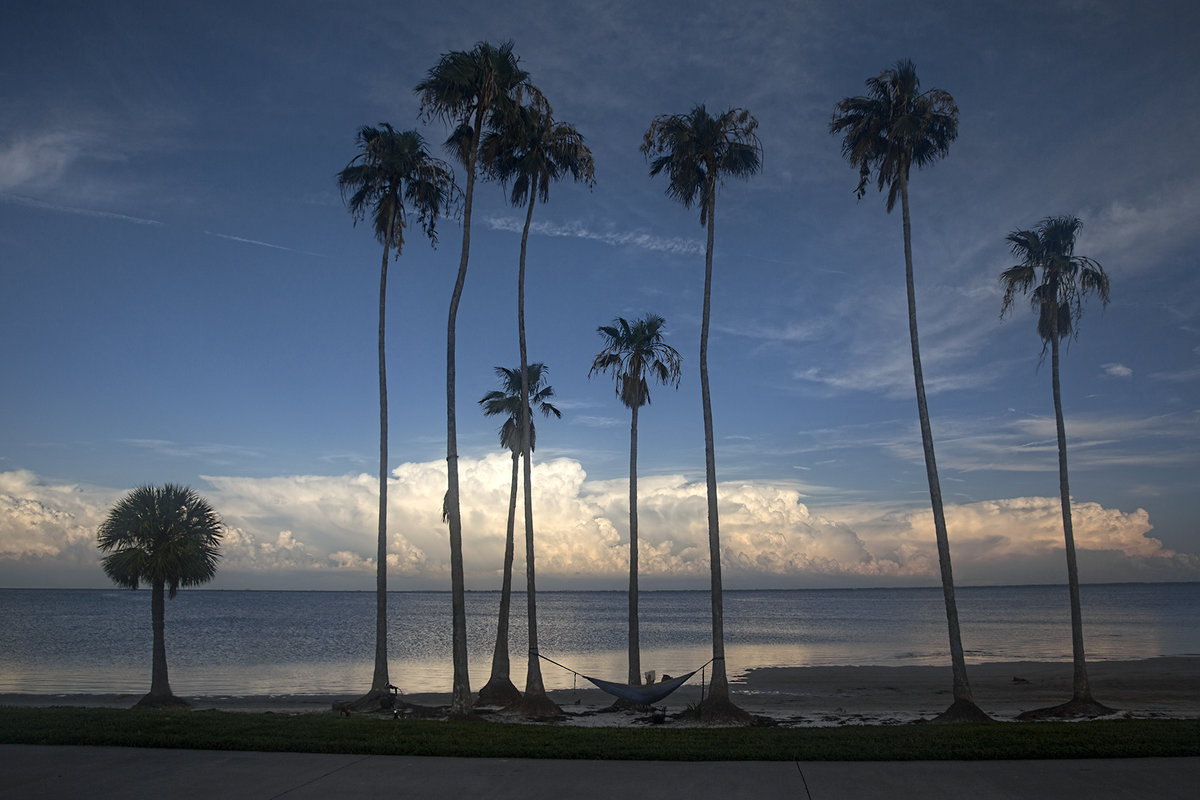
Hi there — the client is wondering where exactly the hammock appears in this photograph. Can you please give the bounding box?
[539,654,712,706]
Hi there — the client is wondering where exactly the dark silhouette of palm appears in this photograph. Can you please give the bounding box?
[641,105,761,721]
[337,123,454,709]
[590,314,681,688]
[97,484,222,709]
[1002,215,1112,719]
[416,40,538,717]
[481,103,593,714]
[477,363,561,707]
[831,60,987,723]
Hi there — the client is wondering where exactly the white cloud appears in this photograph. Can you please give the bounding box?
[2,460,1195,589]
[1101,362,1133,378]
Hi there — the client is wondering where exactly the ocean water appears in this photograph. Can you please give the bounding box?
[0,583,1196,696]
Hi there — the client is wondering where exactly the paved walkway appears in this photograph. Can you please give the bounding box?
[2,745,1197,799]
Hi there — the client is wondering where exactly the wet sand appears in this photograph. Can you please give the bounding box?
[4,657,1196,725]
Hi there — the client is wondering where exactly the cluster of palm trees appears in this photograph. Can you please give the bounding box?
[831,59,1111,721]
[327,45,1112,722]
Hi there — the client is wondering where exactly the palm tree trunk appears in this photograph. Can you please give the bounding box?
[445,117,482,719]
[899,177,974,709]
[1050,313,1092,702]
[699,191,730,702]
[517,188,550,703]
[149,579,171,698]
[628,402,641,686]
[480,450,520,702]
[372,223,392,696]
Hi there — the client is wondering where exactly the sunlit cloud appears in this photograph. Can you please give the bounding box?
[2,460,1195,589]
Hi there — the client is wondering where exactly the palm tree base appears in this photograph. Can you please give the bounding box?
[691,694,753,726]
[506,691,561,719]
[1017,696,1117,720]
[133,692,190,710]
[346,687,393,713]
[477,676,522,707]
[929,698,992,724]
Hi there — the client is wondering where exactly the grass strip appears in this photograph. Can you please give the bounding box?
[1,707,1196,761]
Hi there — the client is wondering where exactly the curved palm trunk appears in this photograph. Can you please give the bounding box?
[628,402,641,686]
[479,450,521,704]
[1049,312,1092,702]
[899,177,978,715]
[699,191,735,712]
[516,188,554,712]
[148,579,171,698]
[445,116,483,719]
[372,225,392,697]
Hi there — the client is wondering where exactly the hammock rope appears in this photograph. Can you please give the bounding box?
[539,653,713,706]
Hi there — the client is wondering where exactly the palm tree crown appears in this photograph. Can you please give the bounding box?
[337,124,456,252]
[830,58,958,211]
[481,104,595,205]
[589,315,683,410]
[479,363,562,455]
[1001,215,1110,345]
[416,40,543,168]
[641,105,762,225]
[98,484,222,596]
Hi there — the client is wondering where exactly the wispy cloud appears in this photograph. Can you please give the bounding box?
[571,415,622,428]
[486,215,703,256]
[1150,366,1200,383]
[0,192,163,226]
[205,231,326,258]
[121,439,264,464]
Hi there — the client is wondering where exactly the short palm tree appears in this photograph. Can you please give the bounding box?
[589,314,682,688]
[477,363,561,707]
[1001,214,1112,719]
[97,484,223,709]
[641,105,761,721]
[416,40,539,718]
[481,103,594,714]
[831,60,988,723]
[337,123,455,709]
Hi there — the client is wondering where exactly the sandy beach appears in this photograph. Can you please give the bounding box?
[4,657,1196,726]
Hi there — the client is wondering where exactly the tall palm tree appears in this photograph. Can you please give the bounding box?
[1001,214,1112,719]
[477,363,561,707]
[416,40,539,717]
[641,105,761,720]
[481,103,594,714]
[97,484,223,709]
[831,60,987,723]
[337,124,455,709]
[589,314,682,688]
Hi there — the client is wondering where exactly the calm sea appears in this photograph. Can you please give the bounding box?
[1,583,1196,696]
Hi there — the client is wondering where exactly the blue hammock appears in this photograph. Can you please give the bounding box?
[539,654,712,706]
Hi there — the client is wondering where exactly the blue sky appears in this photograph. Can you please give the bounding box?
[2,0,1198,590]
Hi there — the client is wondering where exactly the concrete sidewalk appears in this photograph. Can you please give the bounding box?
[2,745,1197,799]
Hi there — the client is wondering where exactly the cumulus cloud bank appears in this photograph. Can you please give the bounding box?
[1,459,1195,589]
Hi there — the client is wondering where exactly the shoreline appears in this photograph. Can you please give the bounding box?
[4,657,1196,726]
